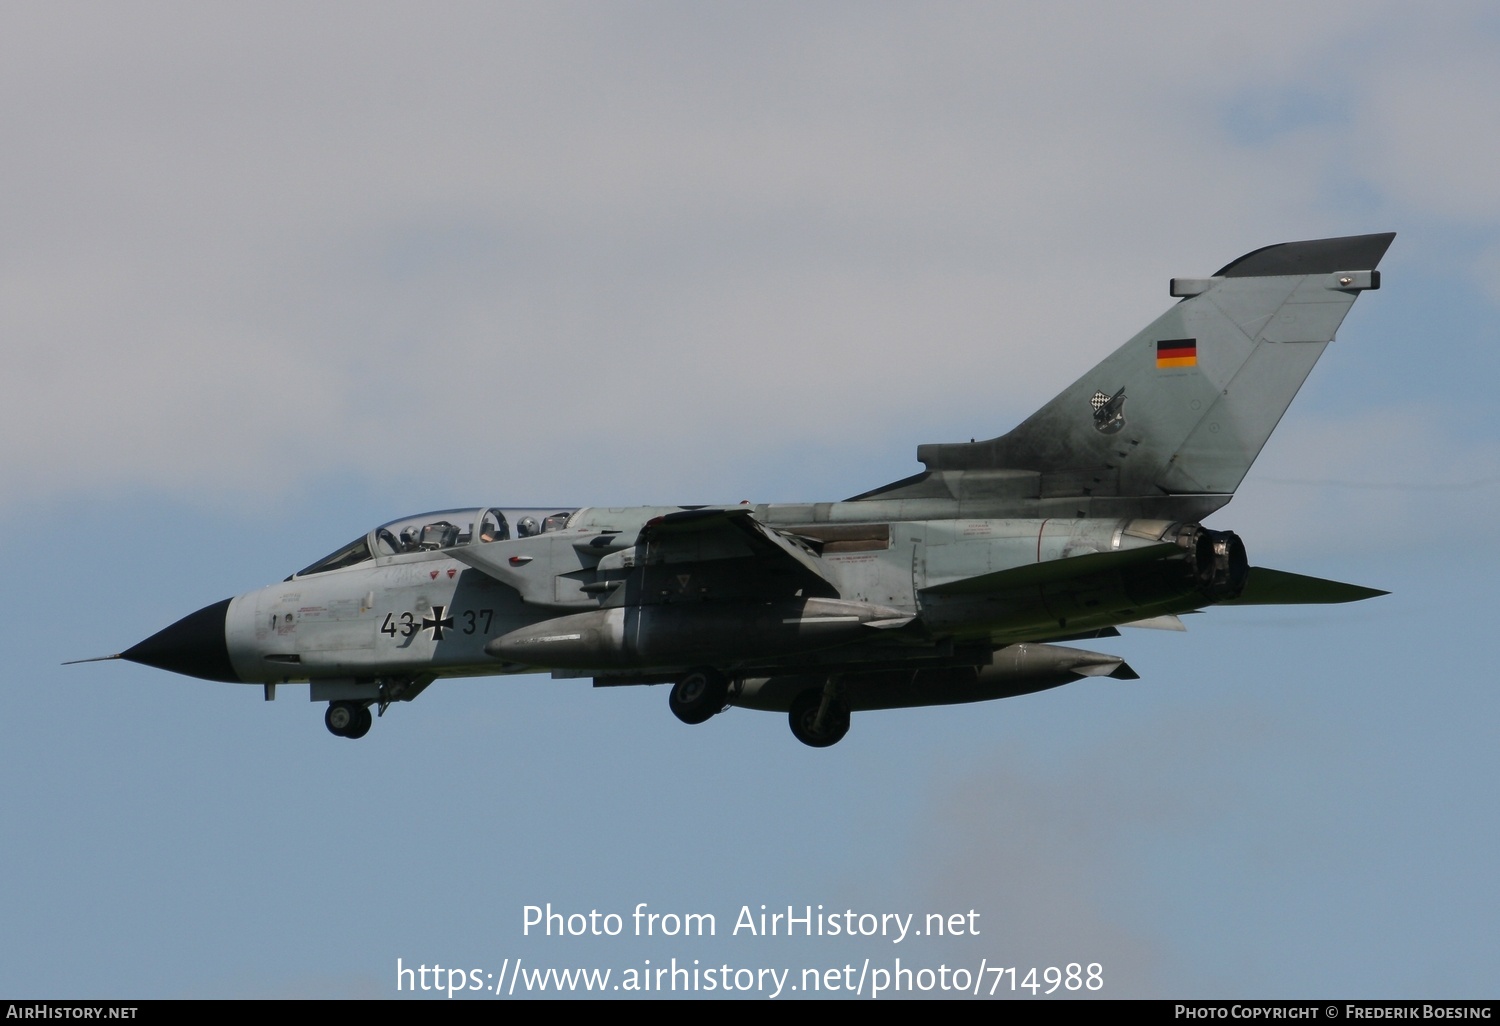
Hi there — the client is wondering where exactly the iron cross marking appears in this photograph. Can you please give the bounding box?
[422,605,455,641]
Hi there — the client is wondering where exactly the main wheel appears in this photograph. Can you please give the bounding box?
[788,689,851,748]
[325,701,356,737]
[669,668,730,725]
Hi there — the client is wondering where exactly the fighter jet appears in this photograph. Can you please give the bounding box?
[82,233,1393,746]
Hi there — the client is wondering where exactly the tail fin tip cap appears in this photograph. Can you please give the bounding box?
[1214,232,1395,278]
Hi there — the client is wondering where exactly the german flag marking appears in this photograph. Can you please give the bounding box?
[1156,338,1197,369]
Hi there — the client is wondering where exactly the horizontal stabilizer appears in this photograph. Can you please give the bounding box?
[922,542,1179,595]
[1220,567,1388,605]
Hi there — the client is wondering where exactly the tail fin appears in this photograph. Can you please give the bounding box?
[857,233,1393,515]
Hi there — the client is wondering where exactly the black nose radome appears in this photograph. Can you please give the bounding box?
[122,597,239,683]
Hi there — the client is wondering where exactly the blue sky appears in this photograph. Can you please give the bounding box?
[3,1,1497,999]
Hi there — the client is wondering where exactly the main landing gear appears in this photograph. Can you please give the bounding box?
[325,700,372,739]
[668,667,731,725]
[788,680,851,748]
[666,666,855,747]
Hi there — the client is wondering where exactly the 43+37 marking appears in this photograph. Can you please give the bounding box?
[381,606,495,640]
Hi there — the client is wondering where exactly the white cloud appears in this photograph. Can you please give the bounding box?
[1351,23,1500,220]
[0,1,1494,511]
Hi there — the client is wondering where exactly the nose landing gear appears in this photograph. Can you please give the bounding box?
[324,700,372,739]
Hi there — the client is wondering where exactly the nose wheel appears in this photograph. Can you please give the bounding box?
[325,701,372,739]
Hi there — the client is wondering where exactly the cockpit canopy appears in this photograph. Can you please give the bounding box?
[292,507,578,578]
